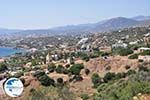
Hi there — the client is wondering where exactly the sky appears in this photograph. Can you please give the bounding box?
[0,0,150,29]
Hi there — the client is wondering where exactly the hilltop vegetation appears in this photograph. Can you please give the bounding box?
[92,66,150,100]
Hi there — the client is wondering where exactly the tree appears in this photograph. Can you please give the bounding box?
[48,64,56,73]
[103,72,115,83]
[81,94,89,100]
[126,70,136,76]
[125,65,131,70]
[85,68,90,75]
[57,78,64,84]
[138,65,149,72]
[115,72,126,79]
[113,48,133,56]
[80,53,90,62]
[31,60,37,66]
[91,73,102,88]
[140,50,150,55]
[33,70,45,79]
[39,75,55,86]
[55,65,65,73]
[69,64,84,75]
[72,75,83,82]
[128,54,139,59]
[0,63,8,72]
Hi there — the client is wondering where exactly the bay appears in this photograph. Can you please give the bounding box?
[0,47,25,57]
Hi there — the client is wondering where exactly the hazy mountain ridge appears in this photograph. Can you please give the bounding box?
[131,15,150,21]
[1,15,150,38]
[0,28,22,35]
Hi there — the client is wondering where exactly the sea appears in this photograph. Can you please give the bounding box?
[0,47,25,57]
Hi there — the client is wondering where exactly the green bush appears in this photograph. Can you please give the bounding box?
[72,75,83,82]
[140,50,150,55]
[138,65,149,72]
[13,72,24,78]
[69,64,84,75]
[33,70,45,79]
[113,48,133,56]
[138,59,144,62]
[91,73,102,88]
[93,72,150,100]
[55,65,65,73]
[115,72,126,79]
[39,75,55,86]
[128,54,139,59]
[101,52,110,57]
[80,53,90,62]
[48,64,56,73]
[103,72,116,83]
[126,70,136,76]
[81,94,89,100]
[0,63,7,72]
[29,86,76,100]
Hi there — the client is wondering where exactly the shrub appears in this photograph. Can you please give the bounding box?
[80,53,90,62]
[65,64,70,68]
[0,63,7,73]
[57,78,64,84]
[33,70,45,79]
[30,88,36,93]
[69,64,84,75]
[55,65,65,73]
[85,68,90,75]
[138,65,149,72]
[115,72,126,79]
[126,70,136,76]
[81,94,89,100]
[13,72,24,78]
[113,48,133,56]
[138,59,144,62]
[38,75,55,86]
[48,64,56,73]
[101,52,110,57]
[103,72,116,83]
[140,50,150,55]
[125,65,131,70]
[105,66,111,71]
[73,75,83,82]
[63,69,69,74]
[31,60,38,66]
[91,73,102,88]
[128,54,139,59]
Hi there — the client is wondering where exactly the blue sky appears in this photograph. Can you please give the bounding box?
[0,0,150,29]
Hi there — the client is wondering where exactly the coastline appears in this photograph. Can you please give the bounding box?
[0,47,27,58]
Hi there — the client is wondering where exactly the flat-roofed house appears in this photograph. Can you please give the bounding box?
[138,47,150,52]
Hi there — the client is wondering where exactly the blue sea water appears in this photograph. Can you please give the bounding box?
[0,47,25,57]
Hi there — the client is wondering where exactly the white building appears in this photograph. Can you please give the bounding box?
[129,41,138,45]
[77,38,88,45]
[46,53,51,64]
[138,47,150,52]
[112,40,128,48]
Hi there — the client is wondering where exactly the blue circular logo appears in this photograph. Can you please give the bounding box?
[4,78,24,97]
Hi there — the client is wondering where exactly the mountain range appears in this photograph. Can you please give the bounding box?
[0,15,150,38]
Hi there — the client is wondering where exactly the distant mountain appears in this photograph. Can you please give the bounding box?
[1,15,150,39]
[92,17,139,31]
[0,28,22,35]
[131,15,150,21]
